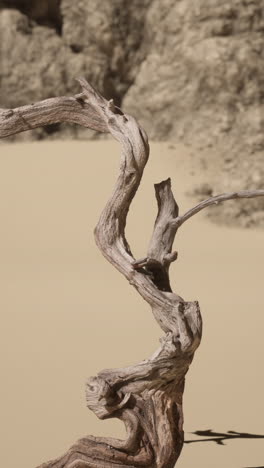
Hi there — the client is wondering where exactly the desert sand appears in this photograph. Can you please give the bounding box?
[0,140,263,468]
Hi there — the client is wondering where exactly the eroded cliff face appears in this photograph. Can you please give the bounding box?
[0,0,264,225]
[0,0,62,31]
[124,0,264,226]
[126,1,264,141]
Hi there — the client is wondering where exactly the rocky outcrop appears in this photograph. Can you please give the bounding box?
[0,0,264,225]
[124,0,264,226]
[61,0,151,105]
[0,0,62,31]
[0,0,150,138]
[125,1,264,142]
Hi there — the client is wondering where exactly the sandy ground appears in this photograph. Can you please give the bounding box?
[0,140,263,468]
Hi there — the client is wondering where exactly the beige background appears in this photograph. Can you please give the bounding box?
[0,140,263,468]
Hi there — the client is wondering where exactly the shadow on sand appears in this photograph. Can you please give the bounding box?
[184,430,264,467]
[184,429,264,446]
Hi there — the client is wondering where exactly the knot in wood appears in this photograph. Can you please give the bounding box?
[86,376,131,419]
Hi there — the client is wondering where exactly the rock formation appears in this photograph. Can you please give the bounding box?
[0,0,264,225]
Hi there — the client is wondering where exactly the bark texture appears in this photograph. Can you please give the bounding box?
[0,79,202,468]
[1,80,264,468]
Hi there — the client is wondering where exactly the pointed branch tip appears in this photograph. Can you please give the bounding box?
[154,178,171,190]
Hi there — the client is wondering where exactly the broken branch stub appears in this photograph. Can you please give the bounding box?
[1,78,263,468]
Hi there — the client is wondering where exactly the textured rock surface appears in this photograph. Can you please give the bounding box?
[0,0,264,225]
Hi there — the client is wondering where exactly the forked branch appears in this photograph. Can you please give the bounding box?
[1,79,263,468]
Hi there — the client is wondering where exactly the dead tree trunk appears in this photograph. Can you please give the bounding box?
[1,79,263,468]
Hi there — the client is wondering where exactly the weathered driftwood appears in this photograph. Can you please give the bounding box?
[1,79,264,468]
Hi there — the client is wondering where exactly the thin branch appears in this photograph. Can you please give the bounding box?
[173,190,264,228]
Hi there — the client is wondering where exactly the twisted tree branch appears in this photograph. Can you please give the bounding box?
[1,78,263,468]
